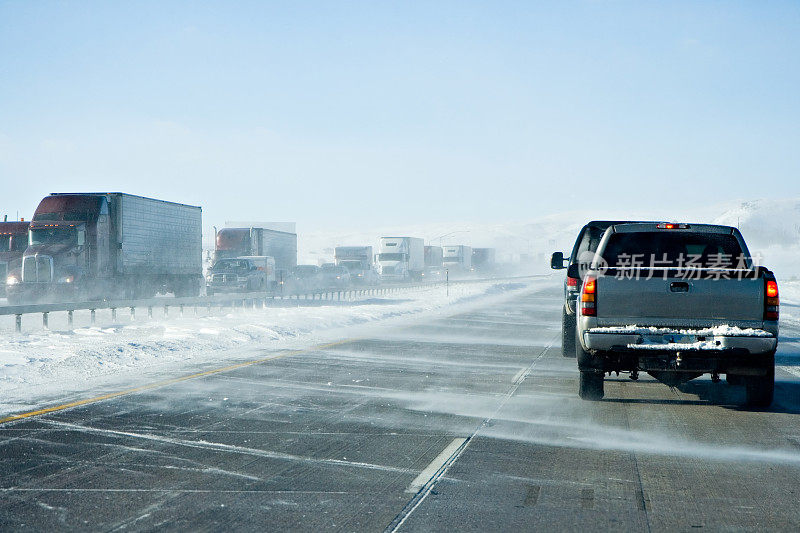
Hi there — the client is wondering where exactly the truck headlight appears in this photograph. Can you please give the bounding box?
[6,275,19,286]
[57,275,74,283]
[206,275,212,282]
[237,276,248,282]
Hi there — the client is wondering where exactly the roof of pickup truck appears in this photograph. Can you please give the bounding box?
[611,223,736,234]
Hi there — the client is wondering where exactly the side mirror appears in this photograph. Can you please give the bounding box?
[567,263,580,279]
[77,230,85,246]
[550,252,566,270]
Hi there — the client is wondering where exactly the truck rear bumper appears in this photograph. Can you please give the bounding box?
[583,331,777,355]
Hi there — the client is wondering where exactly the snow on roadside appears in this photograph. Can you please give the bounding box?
[0,278,552,416]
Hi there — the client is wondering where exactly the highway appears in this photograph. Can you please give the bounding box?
[1,282,799,531]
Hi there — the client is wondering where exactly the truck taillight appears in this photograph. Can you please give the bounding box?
[580,275,597,316]
[765,279,779,321]
[567,276,579,287]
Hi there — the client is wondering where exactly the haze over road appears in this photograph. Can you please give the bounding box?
[1,283,799,531]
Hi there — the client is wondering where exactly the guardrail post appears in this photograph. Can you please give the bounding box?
[42,312,49,329]
[130,307,135,321]
[180,304,184,317]
[15,314,21,333]
[67,310,73,329]
[111,308,116,321]
[148,306,153,319]
[164,305,168,317]
[90,309,96,324]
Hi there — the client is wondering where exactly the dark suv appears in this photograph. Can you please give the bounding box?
[551,221,647,357]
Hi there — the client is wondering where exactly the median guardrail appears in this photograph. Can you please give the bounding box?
[0,275,540,332]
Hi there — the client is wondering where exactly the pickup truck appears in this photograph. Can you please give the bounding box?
[206,256,273,295]
[574,223,779,407]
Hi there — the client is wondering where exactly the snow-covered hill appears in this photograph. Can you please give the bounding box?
[296,198,800,279]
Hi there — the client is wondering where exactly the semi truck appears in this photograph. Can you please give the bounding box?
[334,246,378,284]
[377,237,424,281]
[422,245,444,281]
[471,248,496,272]
[442,245,472,272]
[6,193,203,303]
[0,220,30,297]
[424,245,443,269]
[214,226,297,271]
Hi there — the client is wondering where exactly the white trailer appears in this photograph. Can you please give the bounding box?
[377,237,424,281]
[442,245,473,271]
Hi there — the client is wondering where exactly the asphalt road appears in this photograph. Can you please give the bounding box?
[2,283,800,531]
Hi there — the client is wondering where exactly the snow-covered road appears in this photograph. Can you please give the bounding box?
[0,278,551,417]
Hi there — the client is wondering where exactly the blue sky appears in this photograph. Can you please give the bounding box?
[1,1,798,232]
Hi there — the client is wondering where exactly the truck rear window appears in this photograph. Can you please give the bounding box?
[600,232,745,268]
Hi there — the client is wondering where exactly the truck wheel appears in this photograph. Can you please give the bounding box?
[745,365,774,408]
[562,309,576,358]
[579,371,604,401]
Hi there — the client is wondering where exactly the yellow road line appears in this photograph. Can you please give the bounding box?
[0,338,357,426]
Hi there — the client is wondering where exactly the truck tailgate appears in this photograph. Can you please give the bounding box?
[597,274,764,326]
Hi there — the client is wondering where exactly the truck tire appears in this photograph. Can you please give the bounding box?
[745,361,774,408]
[562,309,576,358]
[579,371,604,401]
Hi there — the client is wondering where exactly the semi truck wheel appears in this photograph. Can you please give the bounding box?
[562,309,576,358]
[579,371,604,401]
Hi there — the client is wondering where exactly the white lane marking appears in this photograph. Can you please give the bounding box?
[778,366,800,379]
[389,336,557,532]
[405,438,468,494]
[511,367,527,384]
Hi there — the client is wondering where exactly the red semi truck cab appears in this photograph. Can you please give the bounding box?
[215,228,251,261]
[8,195,108,302]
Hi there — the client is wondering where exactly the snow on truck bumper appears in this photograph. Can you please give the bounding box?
[582,326,777,355]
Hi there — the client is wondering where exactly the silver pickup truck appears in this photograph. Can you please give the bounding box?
[575,223,779,407]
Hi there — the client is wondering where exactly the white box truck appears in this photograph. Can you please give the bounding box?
[377,237,424,282]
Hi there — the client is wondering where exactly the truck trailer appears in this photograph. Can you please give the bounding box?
[471,248,496,272]
[334,246,378,285]
[215,226,297,271]
[7,193,203,303]
[442,245,472,272]
[0,221,30,297]
[377,237,424,281]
